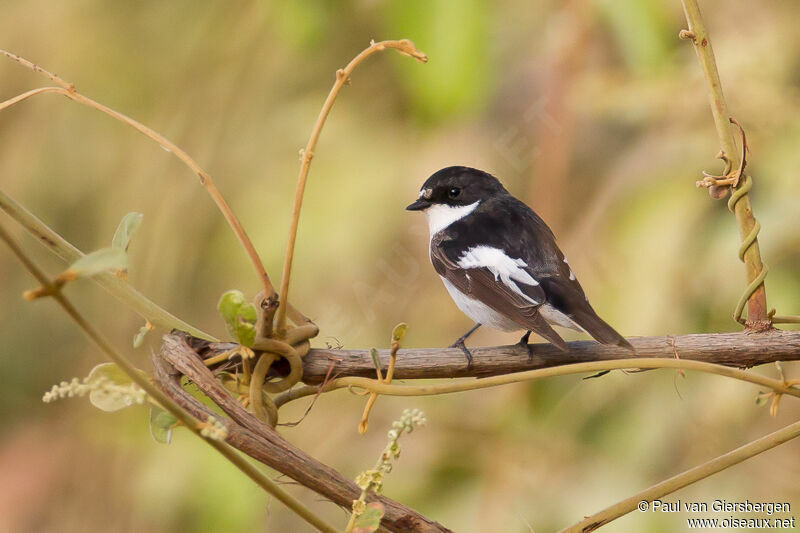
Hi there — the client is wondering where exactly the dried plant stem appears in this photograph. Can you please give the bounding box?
[772,315,800,324]
[0,189,215,340]
[276,357,800,404]
[275,39,427,334]
[358,334,403,434]
[157,334,452,533]
[192,330,800,383]
[679,1,769,327]
[0,49,276,305]
[0,223,338,533]
[562,417,800,532]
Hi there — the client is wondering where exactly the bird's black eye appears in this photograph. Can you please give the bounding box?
[448,187,461,199]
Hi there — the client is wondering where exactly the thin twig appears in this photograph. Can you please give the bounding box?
[359,328,405,434]
[0,223,338,533]
[274,39,427,334]
[679,1,769,327]
[561,417,800,532]
[0,189,215,340]
[280,358,800,401]
[0,49,277,307]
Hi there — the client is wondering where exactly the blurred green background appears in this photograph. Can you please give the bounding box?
[2,1,799,531]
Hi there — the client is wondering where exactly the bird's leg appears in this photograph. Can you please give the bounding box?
[516,330,535,361]
[450,323,481,368]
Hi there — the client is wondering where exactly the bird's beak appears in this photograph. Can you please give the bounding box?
[405,199,431,211]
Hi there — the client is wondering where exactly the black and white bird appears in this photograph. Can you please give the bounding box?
[406,166,633,366]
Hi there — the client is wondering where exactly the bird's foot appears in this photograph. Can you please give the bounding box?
[517,331,534,362]
[450,339,474,369]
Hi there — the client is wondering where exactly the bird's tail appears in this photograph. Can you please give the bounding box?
[572,310,634,352]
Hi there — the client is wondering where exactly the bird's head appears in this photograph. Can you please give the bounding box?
[406,166,506,212]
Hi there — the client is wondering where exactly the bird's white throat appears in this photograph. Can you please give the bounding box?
[425,201,480,237]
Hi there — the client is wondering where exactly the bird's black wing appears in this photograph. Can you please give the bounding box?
[451,195,632,351]
[503,197,633,351]
[538,276,633,350]
[431,233,568,351]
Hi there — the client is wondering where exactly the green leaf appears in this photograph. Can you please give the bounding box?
[370,348,381,372]
[133,325,150,348]
[755,391,770,406]
[68,248,128,278]
[86,362,139,412]
[391,323,407,343]
[149,405,178,444]
[353,502,385,533]
[217,290,258,347]
[112,212,143,252]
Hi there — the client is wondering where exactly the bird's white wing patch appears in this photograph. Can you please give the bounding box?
[563,256,576,280]
[425,201,480,237]
[457,245,540,304]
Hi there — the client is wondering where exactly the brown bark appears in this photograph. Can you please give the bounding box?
[153,335,451,533]
[213,330,800,384]
[156,328,800,532]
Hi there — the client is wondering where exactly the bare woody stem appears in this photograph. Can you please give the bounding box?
[0,223,338,533]
[0,49,277,306]
[562,417,800,532]
[156,334,452,533]
[679,1,769,327]
[208,330,800,383]
[0,189,216,340]
[170,330,800,533]
[275,39,427,334]
[277,358,800,402]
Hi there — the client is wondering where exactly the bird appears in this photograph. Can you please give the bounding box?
[406,166,633,367]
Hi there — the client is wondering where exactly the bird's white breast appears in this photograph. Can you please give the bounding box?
[440,277,520,331]
[425,199,581,334]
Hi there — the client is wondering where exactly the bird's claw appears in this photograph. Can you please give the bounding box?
[517,331,534,362]
[450,340,474,369]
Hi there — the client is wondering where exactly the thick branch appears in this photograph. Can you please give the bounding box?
[0,224,336,532]
[295,330,800,383]
[154,335,451,533]
[193,331,800,383]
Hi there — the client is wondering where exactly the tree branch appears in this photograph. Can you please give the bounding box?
[193,330,800,383]
[154,334,452,533]
[679,0,769,327]
[166,329,800,532]
[0,224,338,533]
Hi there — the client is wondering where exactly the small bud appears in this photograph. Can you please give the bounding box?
[352,499,366,515]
